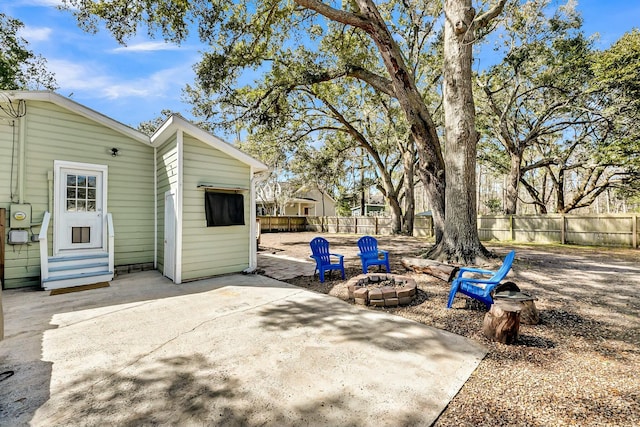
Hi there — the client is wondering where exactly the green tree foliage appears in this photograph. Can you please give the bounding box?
[590,29,640,205]
[62,0,506,262]
[137,109,173,136]
[0,13,56,90]
[476,1,636,214]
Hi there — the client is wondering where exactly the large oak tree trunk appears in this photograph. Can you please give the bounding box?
[556,168,566,213]
[387,196,403,234]
[352,0,446,242]
[401,145,416,235]
[429,0,488,262]
[299,0,505,260]
[416,162,446,243]
[504,152,523,214]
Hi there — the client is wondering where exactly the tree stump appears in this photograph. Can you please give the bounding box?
[519,300,540,325]
[493,282,540,325]
[483,300,521,344]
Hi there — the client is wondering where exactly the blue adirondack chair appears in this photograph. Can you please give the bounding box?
[309,237,346,283]
[446,250,516,309]
[357,235,390,274]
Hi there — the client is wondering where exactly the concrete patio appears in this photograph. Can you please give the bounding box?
[0,270,486,426]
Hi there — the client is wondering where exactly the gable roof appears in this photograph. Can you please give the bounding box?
[151,114,268,172]
[2,91,269,172]
[297,185,337,203]
[2,90,150,144]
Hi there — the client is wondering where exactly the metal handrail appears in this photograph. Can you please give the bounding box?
[38,211,51,282]
[106,213,114,274]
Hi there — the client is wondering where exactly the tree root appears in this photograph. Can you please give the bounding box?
[422,240,493,264]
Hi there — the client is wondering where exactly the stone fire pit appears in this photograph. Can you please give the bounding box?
[346,273,418,307]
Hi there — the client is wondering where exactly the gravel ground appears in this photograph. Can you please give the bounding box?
[259,232,640,427]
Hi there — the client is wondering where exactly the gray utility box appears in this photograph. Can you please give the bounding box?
[8,230,29,245]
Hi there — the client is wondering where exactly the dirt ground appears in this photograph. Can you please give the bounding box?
[259,232,640,427]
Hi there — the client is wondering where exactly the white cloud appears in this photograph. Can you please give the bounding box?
[47,58,194,101]
[102,66,193,99]
[15,0,65,6]
[18,26,52,42]
[47,58,112,91]
[112,41,181,53]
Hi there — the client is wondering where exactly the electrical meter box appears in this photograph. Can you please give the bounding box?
[9,204,32,229]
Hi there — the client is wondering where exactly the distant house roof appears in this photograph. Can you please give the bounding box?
[256,197,317,205]
[350,204,385,211]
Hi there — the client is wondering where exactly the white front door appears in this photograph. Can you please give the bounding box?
[163,190,177,280]
[54,161,107,255]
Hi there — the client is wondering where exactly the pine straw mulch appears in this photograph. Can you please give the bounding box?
[260,232,640,427]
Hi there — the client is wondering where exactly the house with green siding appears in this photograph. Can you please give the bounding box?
[0,91,267,290]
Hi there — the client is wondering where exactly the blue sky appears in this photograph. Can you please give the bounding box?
[2,0,639,130]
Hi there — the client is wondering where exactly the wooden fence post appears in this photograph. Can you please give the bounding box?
[510,215,515,241]
[375,217,379,235]
[561,214,566,244]
[633,214,638,249]
[355,217,358,234]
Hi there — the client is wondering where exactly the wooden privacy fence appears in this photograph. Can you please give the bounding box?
[259,214,640,248]
[306,215,435,237]
[477,214,639,248]
[259,215,434,237]
[257,216,307,232]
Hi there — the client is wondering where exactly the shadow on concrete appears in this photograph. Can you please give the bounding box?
[31,353,432,427]
[256,293,485,361]
[0,271,294,425]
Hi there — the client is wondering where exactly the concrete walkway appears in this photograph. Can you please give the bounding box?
[0,271,486,426]
[258,252,317,280]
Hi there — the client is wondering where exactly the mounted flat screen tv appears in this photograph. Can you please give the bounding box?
[204,192,245,227]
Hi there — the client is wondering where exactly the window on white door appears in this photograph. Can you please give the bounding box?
[66,174,97,212]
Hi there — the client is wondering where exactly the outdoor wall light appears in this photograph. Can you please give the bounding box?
[111,147,119,157]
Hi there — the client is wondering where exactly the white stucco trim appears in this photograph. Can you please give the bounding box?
[246,169,258,272]
[175,129,184,284]
[153,147,158,269]
[245,170,269,272]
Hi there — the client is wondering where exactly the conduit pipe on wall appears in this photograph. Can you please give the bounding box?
[18,115,26,204]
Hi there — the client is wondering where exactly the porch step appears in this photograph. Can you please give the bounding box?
[43,252,113,290]
[48,253,109,268]
[48,262,109,273]
[42,271,114,291]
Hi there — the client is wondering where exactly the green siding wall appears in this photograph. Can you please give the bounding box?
[1,100,155,288]
[155,135,178,275]
[181,134,251,281]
